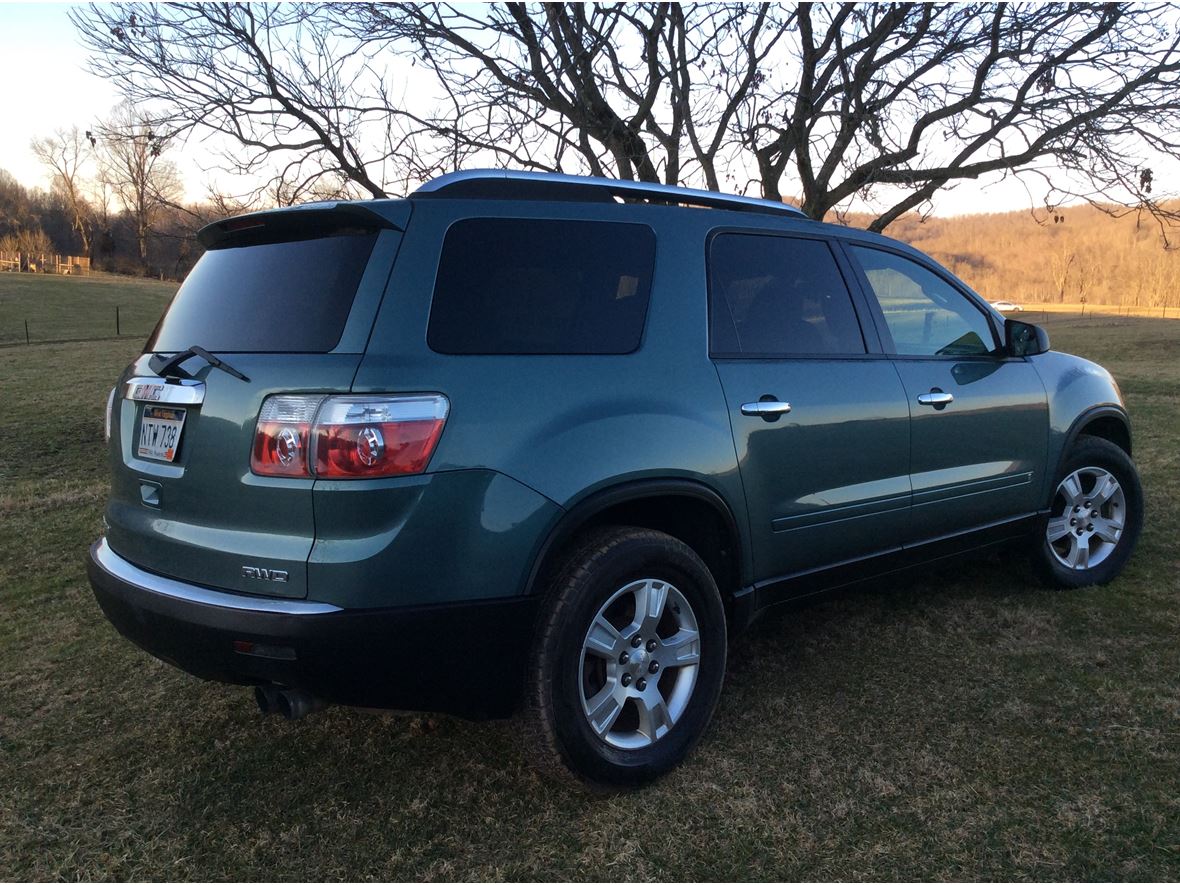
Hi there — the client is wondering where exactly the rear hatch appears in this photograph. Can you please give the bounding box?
[104,203,408,598]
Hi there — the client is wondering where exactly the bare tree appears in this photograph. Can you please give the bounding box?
[70,4,434,201]
[342,4,796,189]
[0,228,54,259]
[1051,246,1076,303]
[98,103,183,274]
[30,127,95,256]
[752,4,1180,231]
[71,3,1180,232]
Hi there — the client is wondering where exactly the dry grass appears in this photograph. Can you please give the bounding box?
[1,281,1178,879]
[0,271,176,344]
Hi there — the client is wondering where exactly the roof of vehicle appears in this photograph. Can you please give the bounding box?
[404,171,928,261]
[197,170,961,284]
[412,169,809,219]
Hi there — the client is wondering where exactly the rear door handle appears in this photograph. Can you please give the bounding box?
[741,401,792,419]
[916,391,954,408]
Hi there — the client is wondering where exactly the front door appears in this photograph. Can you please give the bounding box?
[709,232,912,586]
[846,244,1049,543]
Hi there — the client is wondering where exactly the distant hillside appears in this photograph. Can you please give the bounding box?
[835,204,1180,308]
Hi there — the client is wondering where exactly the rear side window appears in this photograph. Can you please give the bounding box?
[709,233,866,356]
[147,231,378,353]
[427,218,655,355]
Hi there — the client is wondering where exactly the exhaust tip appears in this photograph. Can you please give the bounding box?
[254,684,283,715]
[276,688,328,720]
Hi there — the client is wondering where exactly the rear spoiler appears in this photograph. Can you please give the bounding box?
[197,202,406,249]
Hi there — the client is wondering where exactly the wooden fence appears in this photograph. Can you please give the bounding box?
[0,252,91,275]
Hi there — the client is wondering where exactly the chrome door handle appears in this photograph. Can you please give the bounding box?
[741,401,792,418]
[916,391,954,407]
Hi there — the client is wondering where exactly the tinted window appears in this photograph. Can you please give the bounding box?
[709,234,865,356]
[851,246,996,357]
[148,232,377,353]
[427,219,655,355]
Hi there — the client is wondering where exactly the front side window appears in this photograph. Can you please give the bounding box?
[709,233,866,356]
[850,246,996,357]
[427,218,655,355]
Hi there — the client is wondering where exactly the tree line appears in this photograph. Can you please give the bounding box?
[6,101,376,281]
[3,103,195,278]
[9,134,1177,307]
[866,203,1180,309]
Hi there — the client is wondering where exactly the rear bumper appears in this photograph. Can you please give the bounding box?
[87,538,537,719]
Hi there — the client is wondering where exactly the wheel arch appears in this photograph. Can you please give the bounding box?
[1061,405,1132,465]
[1049,404,1132,501]
[524,479,746,609]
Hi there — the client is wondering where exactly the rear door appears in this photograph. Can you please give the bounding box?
[104,211,405,598]
[845,244,1048,543]
[710,231,912,587]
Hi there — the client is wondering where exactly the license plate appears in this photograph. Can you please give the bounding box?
[138,406,187,462]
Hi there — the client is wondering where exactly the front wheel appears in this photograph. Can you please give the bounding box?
[1034,436,1143,588]
[525,527,727,788]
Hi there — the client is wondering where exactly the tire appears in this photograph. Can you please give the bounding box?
[1033,435,1143,588]
[525,526,727,788]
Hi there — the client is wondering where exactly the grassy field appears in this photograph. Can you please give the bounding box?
[0,272,176,344]
[1,277,1178,879]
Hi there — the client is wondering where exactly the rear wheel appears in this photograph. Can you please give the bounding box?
[1034,436,1143,588]
[526,527,727,788]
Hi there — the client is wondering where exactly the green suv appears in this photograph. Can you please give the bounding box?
[88,170,1143,787]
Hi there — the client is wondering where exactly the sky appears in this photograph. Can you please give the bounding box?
[0,2,247,201]
[0,2,1147,217]
[0,3,121,187]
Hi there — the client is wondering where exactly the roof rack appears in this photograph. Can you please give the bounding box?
[412,169,807,219]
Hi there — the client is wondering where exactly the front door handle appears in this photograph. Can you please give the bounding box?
[916,390,954,409]
[741,400,792,420]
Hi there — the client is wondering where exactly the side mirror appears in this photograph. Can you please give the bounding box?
[1005,318,1050,357]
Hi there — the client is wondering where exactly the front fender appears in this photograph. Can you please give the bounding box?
[1031,350,1130,504]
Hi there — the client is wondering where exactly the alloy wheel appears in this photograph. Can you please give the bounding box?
[578,578,701,749]
[1046,466,1126,570]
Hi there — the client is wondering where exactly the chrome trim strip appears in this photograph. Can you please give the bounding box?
[772,494,911,533]
[91,538,341,614]
[911,471,1034,508]
[125,376,206,405]
[415,169,809,218]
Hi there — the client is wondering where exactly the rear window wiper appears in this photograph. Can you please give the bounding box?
[150,345,250,382]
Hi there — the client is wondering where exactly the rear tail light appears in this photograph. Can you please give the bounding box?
[312,396,449,478]
[251,395,323,477]
[251,394,448,479]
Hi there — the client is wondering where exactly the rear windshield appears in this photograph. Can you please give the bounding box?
[147,231,378,353]
[427,218,656,355]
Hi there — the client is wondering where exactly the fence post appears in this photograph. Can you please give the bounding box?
[116,305,121,336]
